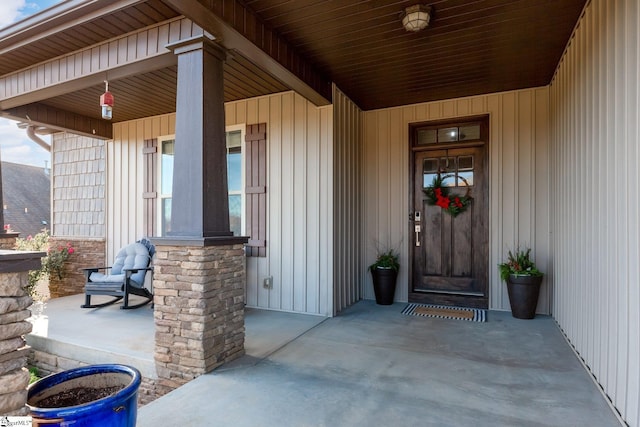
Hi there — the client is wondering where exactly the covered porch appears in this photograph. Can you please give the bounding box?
[27,296,620,425]
[1,0,638,423]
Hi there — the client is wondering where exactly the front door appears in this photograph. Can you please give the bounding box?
[410,119,488,308]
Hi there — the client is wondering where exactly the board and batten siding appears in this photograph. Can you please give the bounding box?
[225,92,333,316]
[362,87,551,312]
[108,113,175,261]
[109,92,334,316]
[550,0,640,424]
[332,86,363,314]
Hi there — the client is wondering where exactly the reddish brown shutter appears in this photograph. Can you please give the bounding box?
[245,124,267,257]
[142,138,158,237]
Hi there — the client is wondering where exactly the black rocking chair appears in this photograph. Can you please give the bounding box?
[81,238,155,309]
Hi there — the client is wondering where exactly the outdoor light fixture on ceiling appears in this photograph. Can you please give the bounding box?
[100,80,114,120]
[401,4,432,32]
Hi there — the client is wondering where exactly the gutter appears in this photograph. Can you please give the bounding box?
[26,125,51,152]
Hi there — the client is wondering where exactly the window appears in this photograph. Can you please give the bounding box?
[416,123,482,145]
[157,125,246,237]
[422,156,474,189]
[158,136,174,236]
[149,123,266,256]
[226,126,245,237]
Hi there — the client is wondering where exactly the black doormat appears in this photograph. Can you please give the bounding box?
[402,303,487,322]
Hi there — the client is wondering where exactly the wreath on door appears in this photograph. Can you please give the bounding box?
[423,173,472,217]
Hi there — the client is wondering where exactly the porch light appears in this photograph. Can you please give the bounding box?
[100,80,114,120]
[401,4,431,32]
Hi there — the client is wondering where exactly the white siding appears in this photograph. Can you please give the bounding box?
[109,92,334,316]
[333,86,363,314]
[109,113,175,260]
[362,88,551,312]
[226,92,334,316]
[550,0,640,424]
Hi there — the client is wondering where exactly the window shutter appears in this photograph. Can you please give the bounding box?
[245,123,267,257]
[142,138,158,237]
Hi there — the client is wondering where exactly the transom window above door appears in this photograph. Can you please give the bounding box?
[416,124,481,145]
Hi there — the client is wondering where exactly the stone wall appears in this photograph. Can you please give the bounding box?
[153,243,246,396]
[0,276,32,415]
[0,251,42,416]
[29,349,159,406]
[48,238,105,298]
[0,234,18,250]
[138,377,162,406]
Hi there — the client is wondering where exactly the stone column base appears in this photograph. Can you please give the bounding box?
[152,240,246,396]
[0,250,43,415]
[0,233,19,250]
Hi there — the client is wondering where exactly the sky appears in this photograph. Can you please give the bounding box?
[0,0,64,167]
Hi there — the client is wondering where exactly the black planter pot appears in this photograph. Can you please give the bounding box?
[506,274,543,319]
[371,267,398,305]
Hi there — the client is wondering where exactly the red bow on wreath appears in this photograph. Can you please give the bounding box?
[423,173,472,217]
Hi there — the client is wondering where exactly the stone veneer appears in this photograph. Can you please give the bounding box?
[48,238,105,298]
[26,239,247,405]
[0,248,43,415]
[0,234,19,250]
[153,242,246,396]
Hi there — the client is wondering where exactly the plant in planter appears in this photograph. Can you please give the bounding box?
[369,248,400,305]
[498,247,543,319]
[28,364,141,426]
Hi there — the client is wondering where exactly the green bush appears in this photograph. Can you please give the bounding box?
[29,366,40,384]
[498,247,542,281]
[15,229,50,298]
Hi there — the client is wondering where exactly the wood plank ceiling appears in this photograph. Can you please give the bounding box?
[0,0,179,76]
[243,0,588,110]
[0,0,289,123]
[0,0,587,124]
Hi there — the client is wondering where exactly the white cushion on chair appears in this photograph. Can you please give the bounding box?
[110,242,150,287]
[89,272,125,283]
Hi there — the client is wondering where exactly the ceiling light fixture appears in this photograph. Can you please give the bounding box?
[401,4,432,32]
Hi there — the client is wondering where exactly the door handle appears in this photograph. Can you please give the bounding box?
[415,224,421,246]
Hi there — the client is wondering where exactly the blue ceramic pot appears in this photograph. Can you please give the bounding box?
[27,364,141,427]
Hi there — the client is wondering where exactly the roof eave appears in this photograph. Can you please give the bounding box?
[0,0,146,53]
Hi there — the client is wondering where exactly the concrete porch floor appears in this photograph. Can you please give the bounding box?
[28,297,620,426]
[27,294,326,379]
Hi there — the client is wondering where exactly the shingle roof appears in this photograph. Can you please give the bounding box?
[2,161,51,238]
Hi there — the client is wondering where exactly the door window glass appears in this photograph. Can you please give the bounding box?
[422,158,438,187]
[457,155,474,186]
[423,156,474,188]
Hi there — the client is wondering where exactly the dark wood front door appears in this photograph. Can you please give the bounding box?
[410,121,488,308]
